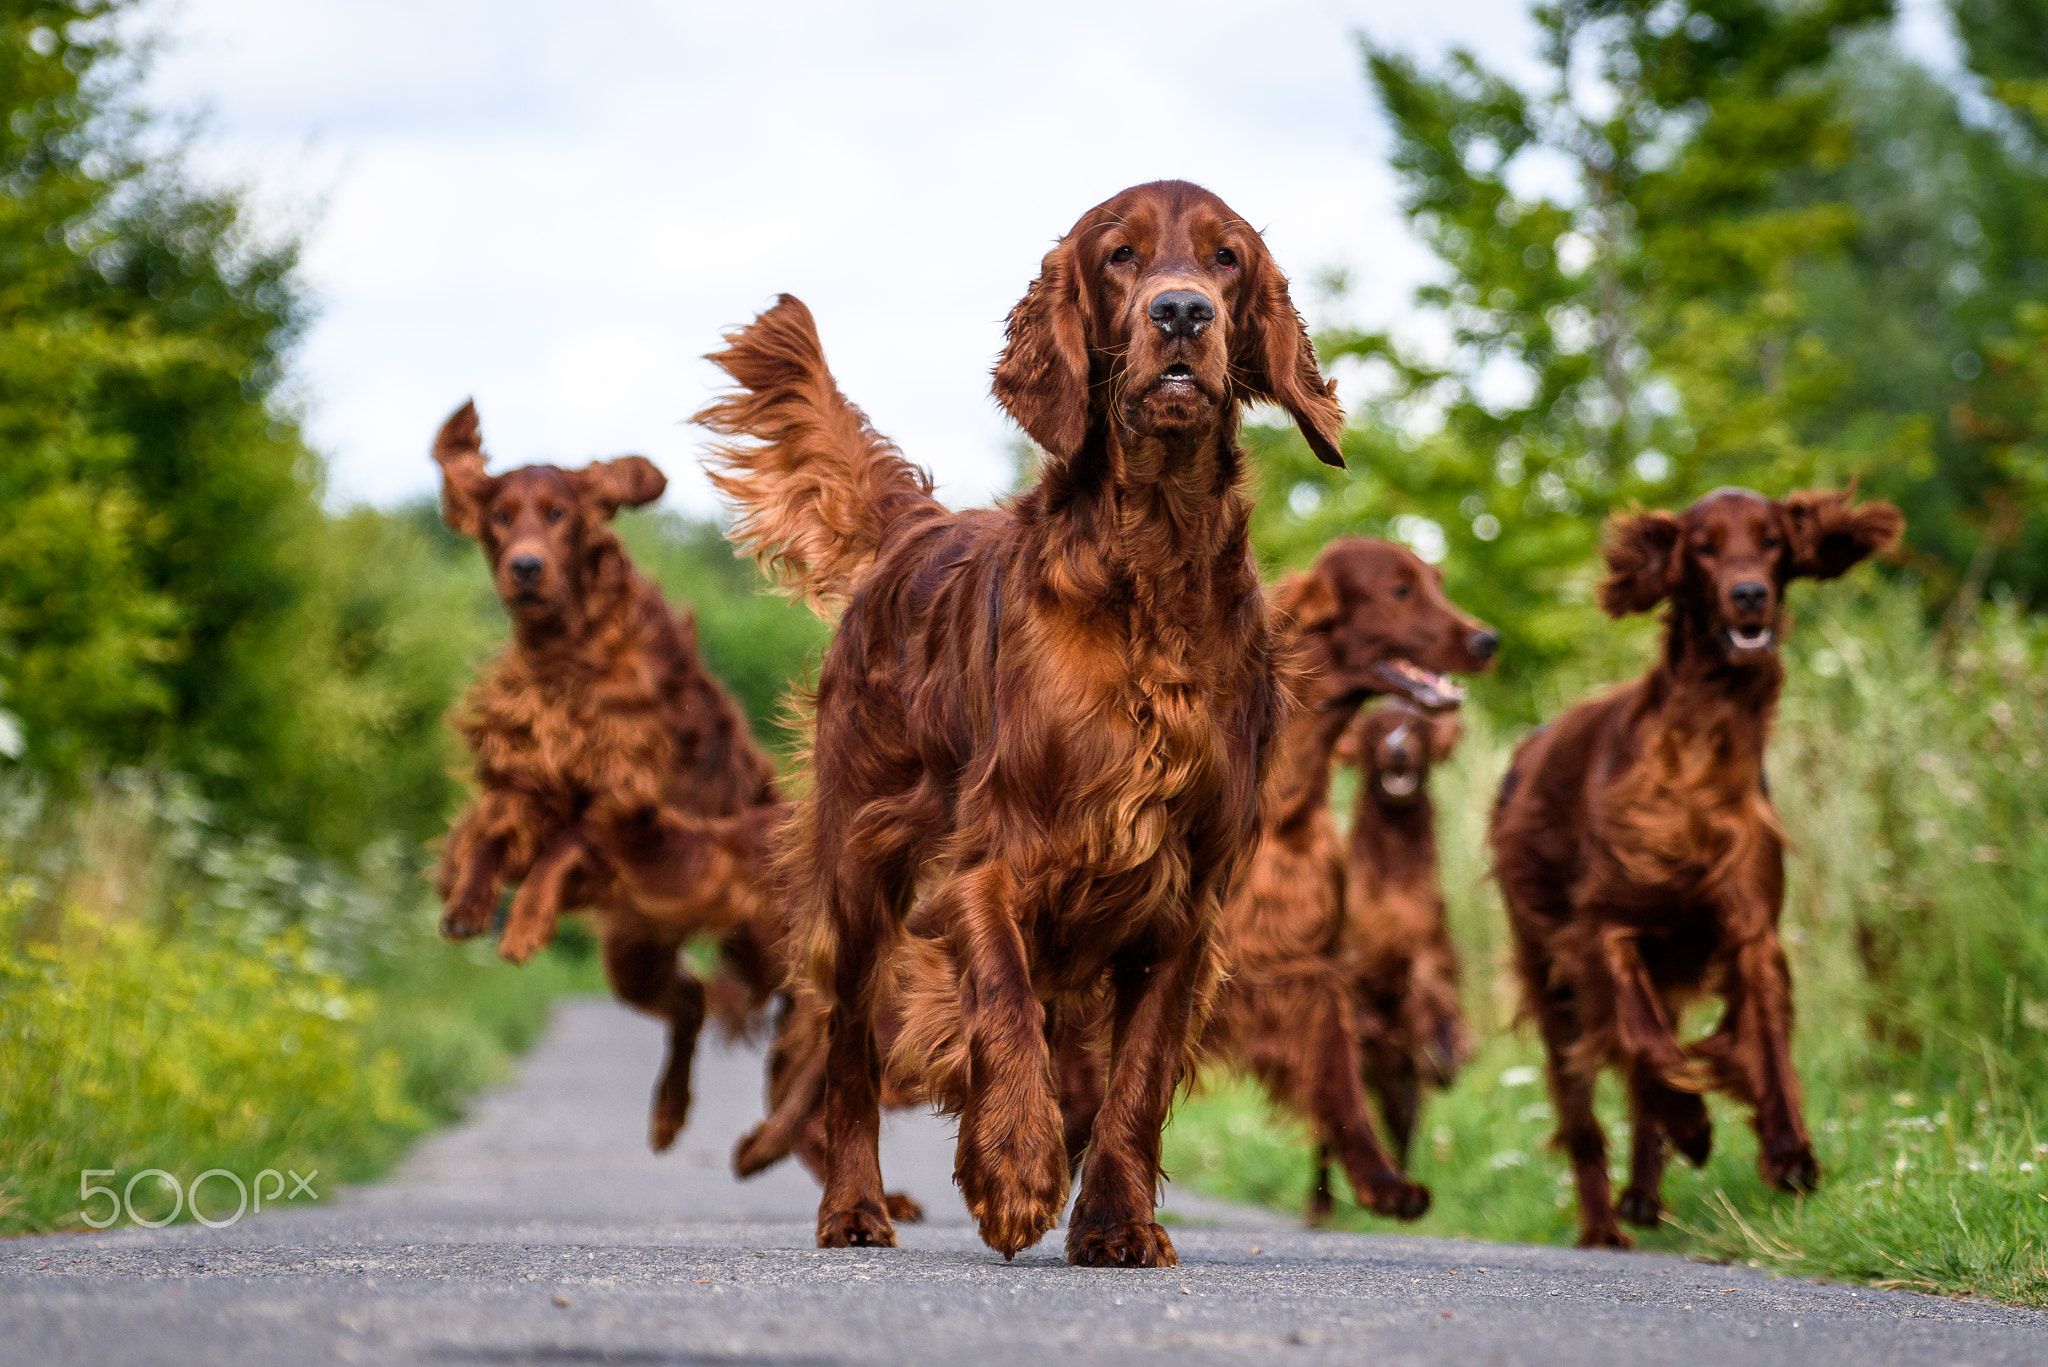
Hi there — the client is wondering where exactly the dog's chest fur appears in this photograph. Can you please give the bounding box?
[460,606,682,814]
[1591,705,1779,913]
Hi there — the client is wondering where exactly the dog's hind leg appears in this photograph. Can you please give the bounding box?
[1535,984,1629,1248]
[1300,979,1429,1223]
[1619,1060,1712,1230]
[599,922,706,1153]
[1304,1146,1336,1227]
[812,870,903,1250]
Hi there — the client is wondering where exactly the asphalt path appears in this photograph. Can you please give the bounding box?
[4,998,2043,1366]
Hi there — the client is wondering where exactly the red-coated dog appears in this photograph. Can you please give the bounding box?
[431,402,783,1150]
[1491,486,1901,1247]
[1208,538,1491,1226]
[1311,697,1470,1223]
[700,181,1345,1266]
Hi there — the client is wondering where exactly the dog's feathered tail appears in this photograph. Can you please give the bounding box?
[699,295,940,616]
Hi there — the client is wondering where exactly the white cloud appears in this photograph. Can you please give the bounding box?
[138,0,1589,512]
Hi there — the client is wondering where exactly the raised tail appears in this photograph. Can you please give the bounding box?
[698,294,940,616]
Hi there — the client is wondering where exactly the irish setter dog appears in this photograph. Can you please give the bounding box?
[1207,537,1491,1226]
[700,181,1345,1266]
[726,536,1487,1232]
[1490,485,1901,1247]
[430,402,784,1150]
[1310,698,1471,1222]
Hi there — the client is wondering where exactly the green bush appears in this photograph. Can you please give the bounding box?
[0,774,593,1236]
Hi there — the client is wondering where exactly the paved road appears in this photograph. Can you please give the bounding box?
[4,999,2043,1366]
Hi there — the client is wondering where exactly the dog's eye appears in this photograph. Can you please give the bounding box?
[1761,533,1780,551]
[1214,247,1238,268]
[546,506,566,525]
[1392,582,1412,600]
[490,508,512,527]
[1108,245,1135,265]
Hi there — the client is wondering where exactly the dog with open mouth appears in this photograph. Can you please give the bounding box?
[1200,535,1494,1225]
[1490,485,1902,1248]
[701,181,1345,1266]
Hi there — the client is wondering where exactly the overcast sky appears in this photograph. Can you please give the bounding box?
[144,0,1957,515]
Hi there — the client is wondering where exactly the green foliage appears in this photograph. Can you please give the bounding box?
[0,773,594,1236]
[1254,0,2048,722]
[1168,581,2048,1305]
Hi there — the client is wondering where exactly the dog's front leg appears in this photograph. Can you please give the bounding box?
[946,863,1068,1259]
[438,813,507,941]
[1064,940,1208,1269]
[1598,924,1703,1088]
[498,826,590,964]
[1718,924,1819,1193]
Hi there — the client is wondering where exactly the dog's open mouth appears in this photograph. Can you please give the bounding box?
[1156,362,1200,390]
[1370,659,1465,712]
[1725,624,1775,653]
[1377,768,1422,800]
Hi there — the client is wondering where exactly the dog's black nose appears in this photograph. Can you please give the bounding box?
[1469,629,1499,662]
[1730,581,1769,613]
[1148,290,1215,339]
[508,554,544,586]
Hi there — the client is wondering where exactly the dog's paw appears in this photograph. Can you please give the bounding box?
[957,1091,1067,1259]
[495,922,550,965]
[648,1075,692,1154]
[731,1123,785,1178]
[1577,1222,1635,1250]
[817,1201,897,1249]
[1066,1217,1178,1269]
[1302,1189,1335,1228]
[885,1192,927,1224]
[439,900,491,941]
[1360,1174,1432,1222]
[1616,1185,1664,1229]
[1761,1139,1820,1194]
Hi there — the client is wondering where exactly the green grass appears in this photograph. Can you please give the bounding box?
[1167,582,2048,1306]
[0,777,599,1237]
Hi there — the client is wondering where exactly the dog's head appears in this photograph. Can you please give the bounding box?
[432,401,666,626]
[1345,701,1463,809]
[1599,485,1903,667]
[993,179,1344,473]
[1276,536,1497,710]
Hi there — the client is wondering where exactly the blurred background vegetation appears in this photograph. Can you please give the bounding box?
[0,0,2042,1300]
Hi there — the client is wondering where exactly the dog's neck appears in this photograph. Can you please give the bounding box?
[1266,689,1361,831]
[1037,418,1252,613]
[1642,602,1784,783]
[1350,782,1437,895]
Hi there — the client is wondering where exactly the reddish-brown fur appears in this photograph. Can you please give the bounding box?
[1490,486,1903,1247]
[699,181,1344,1266]
[1207,538,1491,1226]
[430,402,785,1150]
[1309,699,1471,1221]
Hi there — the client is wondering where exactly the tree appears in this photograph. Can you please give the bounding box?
[1248,0,1902,700]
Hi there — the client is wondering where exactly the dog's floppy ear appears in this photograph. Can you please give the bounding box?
[993,237,1091,463]
[1782,487,1903,581]
[433,400,492,537]
[1598,509,1683,617]
[1271,565,1340,635]
[1237,252,1345,468]
[576,455,667,519]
